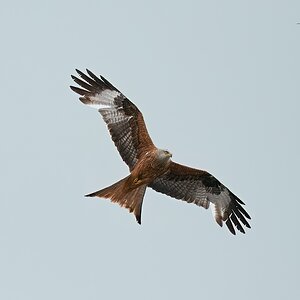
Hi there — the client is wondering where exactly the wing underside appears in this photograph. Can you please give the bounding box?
[150,161,251,235]
[70,69,155,170]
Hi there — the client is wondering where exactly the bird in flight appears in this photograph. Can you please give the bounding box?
[70,69,251,235]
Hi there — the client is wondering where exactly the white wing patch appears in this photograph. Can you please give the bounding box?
[86,90,122,109]
[208,189,231,226]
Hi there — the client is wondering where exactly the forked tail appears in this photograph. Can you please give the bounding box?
[86,176,147,224]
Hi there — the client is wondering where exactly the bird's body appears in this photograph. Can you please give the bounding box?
[70,69,251,235]
[129,148,173,186]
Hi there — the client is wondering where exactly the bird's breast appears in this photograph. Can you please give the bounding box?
[130,153,170,185]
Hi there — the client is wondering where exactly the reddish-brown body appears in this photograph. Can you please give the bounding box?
[129,150,172,187]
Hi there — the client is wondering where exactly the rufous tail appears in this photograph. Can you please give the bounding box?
[85,176,147,224]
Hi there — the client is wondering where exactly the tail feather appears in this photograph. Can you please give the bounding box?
[86,176,147,224]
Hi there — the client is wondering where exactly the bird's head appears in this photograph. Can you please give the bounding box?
[157,149,172,163]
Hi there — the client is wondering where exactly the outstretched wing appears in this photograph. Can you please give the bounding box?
[70,69,155,170]
[149,162,251,235]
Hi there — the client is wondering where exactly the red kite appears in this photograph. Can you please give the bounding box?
[70,69,251,234]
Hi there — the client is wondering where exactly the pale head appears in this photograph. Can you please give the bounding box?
[156,148,172,164]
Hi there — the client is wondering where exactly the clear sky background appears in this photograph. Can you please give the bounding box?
[1,1,300,299]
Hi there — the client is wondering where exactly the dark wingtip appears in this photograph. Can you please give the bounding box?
[100,75,107,82]
[85,193,95,197]
[86,69,95,79]
[70,85,89,96]
[225,218,236,235]
[75,69,84,77]
[239,227,246,234]
[135,215,142,225]
[86,69,105,86]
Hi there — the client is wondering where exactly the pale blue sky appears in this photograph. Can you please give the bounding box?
[1,1,300,299]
